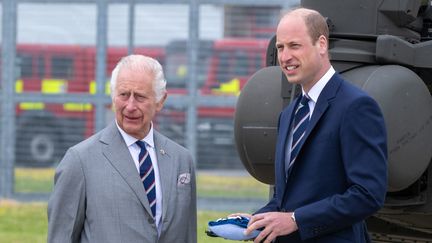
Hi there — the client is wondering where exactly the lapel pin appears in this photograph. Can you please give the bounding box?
[159,149,166,155]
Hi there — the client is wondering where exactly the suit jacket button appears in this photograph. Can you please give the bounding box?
[148,218,154,224]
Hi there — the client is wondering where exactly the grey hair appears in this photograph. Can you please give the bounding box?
[110,54,167,102]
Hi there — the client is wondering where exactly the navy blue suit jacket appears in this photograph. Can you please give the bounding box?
[255,73,387,243]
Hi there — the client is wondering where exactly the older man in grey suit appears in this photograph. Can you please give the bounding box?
[48,55,197,243]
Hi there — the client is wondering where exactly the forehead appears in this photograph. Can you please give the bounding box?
[276,14,309,41]
[116,67,154,90]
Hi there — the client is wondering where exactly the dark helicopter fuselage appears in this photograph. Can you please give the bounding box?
[234,0,432,241]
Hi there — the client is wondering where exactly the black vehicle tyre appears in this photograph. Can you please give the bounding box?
[15,118,61,167]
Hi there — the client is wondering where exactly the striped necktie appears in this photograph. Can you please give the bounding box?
[136,140,156,217]
[289,95,311,168]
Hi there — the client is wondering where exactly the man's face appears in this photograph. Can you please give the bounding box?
[113,67,165,139]
[276,14,327,91]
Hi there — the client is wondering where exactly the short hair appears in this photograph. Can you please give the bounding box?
[304,10,329,44]
[283,8,329,44]
[110,55,167,102]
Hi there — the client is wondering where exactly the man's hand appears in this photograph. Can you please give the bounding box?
[245,212,298,243]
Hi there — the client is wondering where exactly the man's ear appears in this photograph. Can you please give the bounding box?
[318,35,328,55]
[156,92,167,112]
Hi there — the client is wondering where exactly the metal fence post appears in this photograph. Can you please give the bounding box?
[95,0,109,132]
[0,0,17,199]
[128,0,135,55]
[186,0,199,163]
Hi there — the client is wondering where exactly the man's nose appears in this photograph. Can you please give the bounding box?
[279,49,292,62]
[125,95,137,109]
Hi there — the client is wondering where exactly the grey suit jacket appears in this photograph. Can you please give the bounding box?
[48,122,197,243]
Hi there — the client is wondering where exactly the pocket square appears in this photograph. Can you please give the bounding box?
[177,173,191,185]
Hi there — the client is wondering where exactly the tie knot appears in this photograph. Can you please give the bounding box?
[136,140,146,150]
[300,95,310,106]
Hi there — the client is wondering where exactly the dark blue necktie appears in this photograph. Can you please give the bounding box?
[289,95,310,168]
[136,140,156,217]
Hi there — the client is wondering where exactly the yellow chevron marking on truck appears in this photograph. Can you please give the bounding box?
[15,80,45,110]
[15,80,23,93]
[89,80,111,95]
[212,78,240,96]
[16,79,109,112]
[177,65,187,78]
[42,79,67,94]
[63,103,93,111]
[19,102,45,110]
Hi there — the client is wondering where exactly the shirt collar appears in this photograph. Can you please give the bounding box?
[115,121,155,149]
[303,66,335,103]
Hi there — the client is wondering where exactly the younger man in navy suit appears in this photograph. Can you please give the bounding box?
[236,8,387,243]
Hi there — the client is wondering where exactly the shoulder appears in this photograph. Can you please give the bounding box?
[154,130,192,157]
[56,128,104,169]
[70,127,105,152]
[154,130,195,171]
[337,74,368,97]
[334,76,385,126]
[334,74,378,106]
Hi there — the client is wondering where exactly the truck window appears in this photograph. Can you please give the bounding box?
[38,55,45,79]
[165,53,188,88]
[215,50,249,84]
[165,47,211,89]
[215,51,230,84]
[16,54,33,78]
[233,50,249,76]
[254,52,264,72]
[51,56,73,80]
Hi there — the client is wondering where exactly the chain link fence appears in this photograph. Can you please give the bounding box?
[0,0,299,201]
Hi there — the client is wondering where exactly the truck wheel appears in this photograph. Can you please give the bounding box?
[15,119,61,167]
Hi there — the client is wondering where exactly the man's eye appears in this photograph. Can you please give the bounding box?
[135,95,146,102]
[118,93,129,99]
[291,44,300,49]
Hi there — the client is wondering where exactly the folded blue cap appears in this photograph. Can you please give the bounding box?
[207,216,262,241]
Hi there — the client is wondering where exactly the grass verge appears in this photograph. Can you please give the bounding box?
[0,201,233,243]
[14,168,269,199]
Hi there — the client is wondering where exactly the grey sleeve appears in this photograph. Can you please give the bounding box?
[47,148,86,243]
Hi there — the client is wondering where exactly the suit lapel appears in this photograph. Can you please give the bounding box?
[276,100,298,196]
[279,100,297,170]
[286,74,342,176]
[100,122,153,216]
[304,74,341,142]
[153,131,175,223]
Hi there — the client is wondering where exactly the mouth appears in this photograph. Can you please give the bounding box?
[284,65,299,71]
[124,115,140,122]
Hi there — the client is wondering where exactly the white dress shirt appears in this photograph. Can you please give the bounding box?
[306,66,335,115]
[285,66,336,174]
[116,121,163,235]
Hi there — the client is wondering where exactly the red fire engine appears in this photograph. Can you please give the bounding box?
[12,38,268,168]
[162,38,268,168]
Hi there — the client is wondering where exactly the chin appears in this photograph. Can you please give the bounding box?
[287,78,300,85]
[123,124,139,133]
